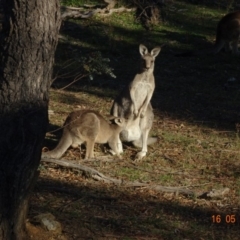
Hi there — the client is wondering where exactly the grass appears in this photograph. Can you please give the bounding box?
[32,0,240,239]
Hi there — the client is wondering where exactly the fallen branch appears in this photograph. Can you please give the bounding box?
[41,157,195,196]
[61,5,136,20]
[61,8,99,19]
[61,6,84,11]
[81,155,119,163]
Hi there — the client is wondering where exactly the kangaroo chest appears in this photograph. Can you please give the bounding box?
[138,72,153,90]
[131,73,154,107]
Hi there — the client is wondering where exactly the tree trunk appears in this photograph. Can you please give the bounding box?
[0,0,61,239]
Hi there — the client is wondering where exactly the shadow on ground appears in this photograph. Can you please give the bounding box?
[30,174,240,239]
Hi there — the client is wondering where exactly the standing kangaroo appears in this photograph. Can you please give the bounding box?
[42,109,126,159]
[111,44,161,161]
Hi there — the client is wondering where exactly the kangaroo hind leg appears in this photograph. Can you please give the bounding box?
[85,139,96,159]
[134,128,150,162]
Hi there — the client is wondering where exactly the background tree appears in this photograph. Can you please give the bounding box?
[0,0,61,239]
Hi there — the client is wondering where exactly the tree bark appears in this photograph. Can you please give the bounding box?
[0,0,61,239]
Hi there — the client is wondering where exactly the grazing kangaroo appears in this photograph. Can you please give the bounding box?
[176,11,240,56]
[42,110,126,159]
[111,44,161,161]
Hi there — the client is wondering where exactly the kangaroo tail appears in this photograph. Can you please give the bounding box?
[132,137,157,148]
[147,137,158,145]
[42,130,72,159]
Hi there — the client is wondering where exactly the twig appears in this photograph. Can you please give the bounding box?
[61,6,84,11]
[181,182,212,188]
[52,59,77,82]
[57,74,87,90]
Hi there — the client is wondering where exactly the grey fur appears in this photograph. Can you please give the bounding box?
[110,44,160,161]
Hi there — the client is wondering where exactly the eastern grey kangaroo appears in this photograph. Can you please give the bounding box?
[214,11,240,54]
[111,44,161,161]
[42,110,126,159]
[176,11,240,56]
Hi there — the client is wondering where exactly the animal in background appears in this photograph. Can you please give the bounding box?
[214,11,240,54]
[42,110,126,159]
[176,11,240,56]
[111,44,161,161]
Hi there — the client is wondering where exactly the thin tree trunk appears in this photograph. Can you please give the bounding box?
[0,0,61,239]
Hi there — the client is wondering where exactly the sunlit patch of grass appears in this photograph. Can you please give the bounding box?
[163,131,195,146]
[116,167,149,182]
[156,173,174,184]
[61,0,99,7]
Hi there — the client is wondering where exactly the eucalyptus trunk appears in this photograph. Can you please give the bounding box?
[0,0,61,239]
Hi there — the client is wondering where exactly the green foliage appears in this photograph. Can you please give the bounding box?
[78,51,116,80]
[60,0,99,7]
[54,49,116,86]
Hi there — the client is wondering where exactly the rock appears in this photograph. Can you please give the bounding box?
[206,187,230,199]
[34,213,62,234]
[199,187,230,199]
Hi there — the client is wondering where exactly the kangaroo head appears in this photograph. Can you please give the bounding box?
[139,44,161,71]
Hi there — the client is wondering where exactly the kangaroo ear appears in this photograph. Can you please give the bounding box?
[139,44,148,56]
[151,47,161,58]
[114,117,123,125]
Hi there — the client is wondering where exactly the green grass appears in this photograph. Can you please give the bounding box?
[61,0,99,7]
